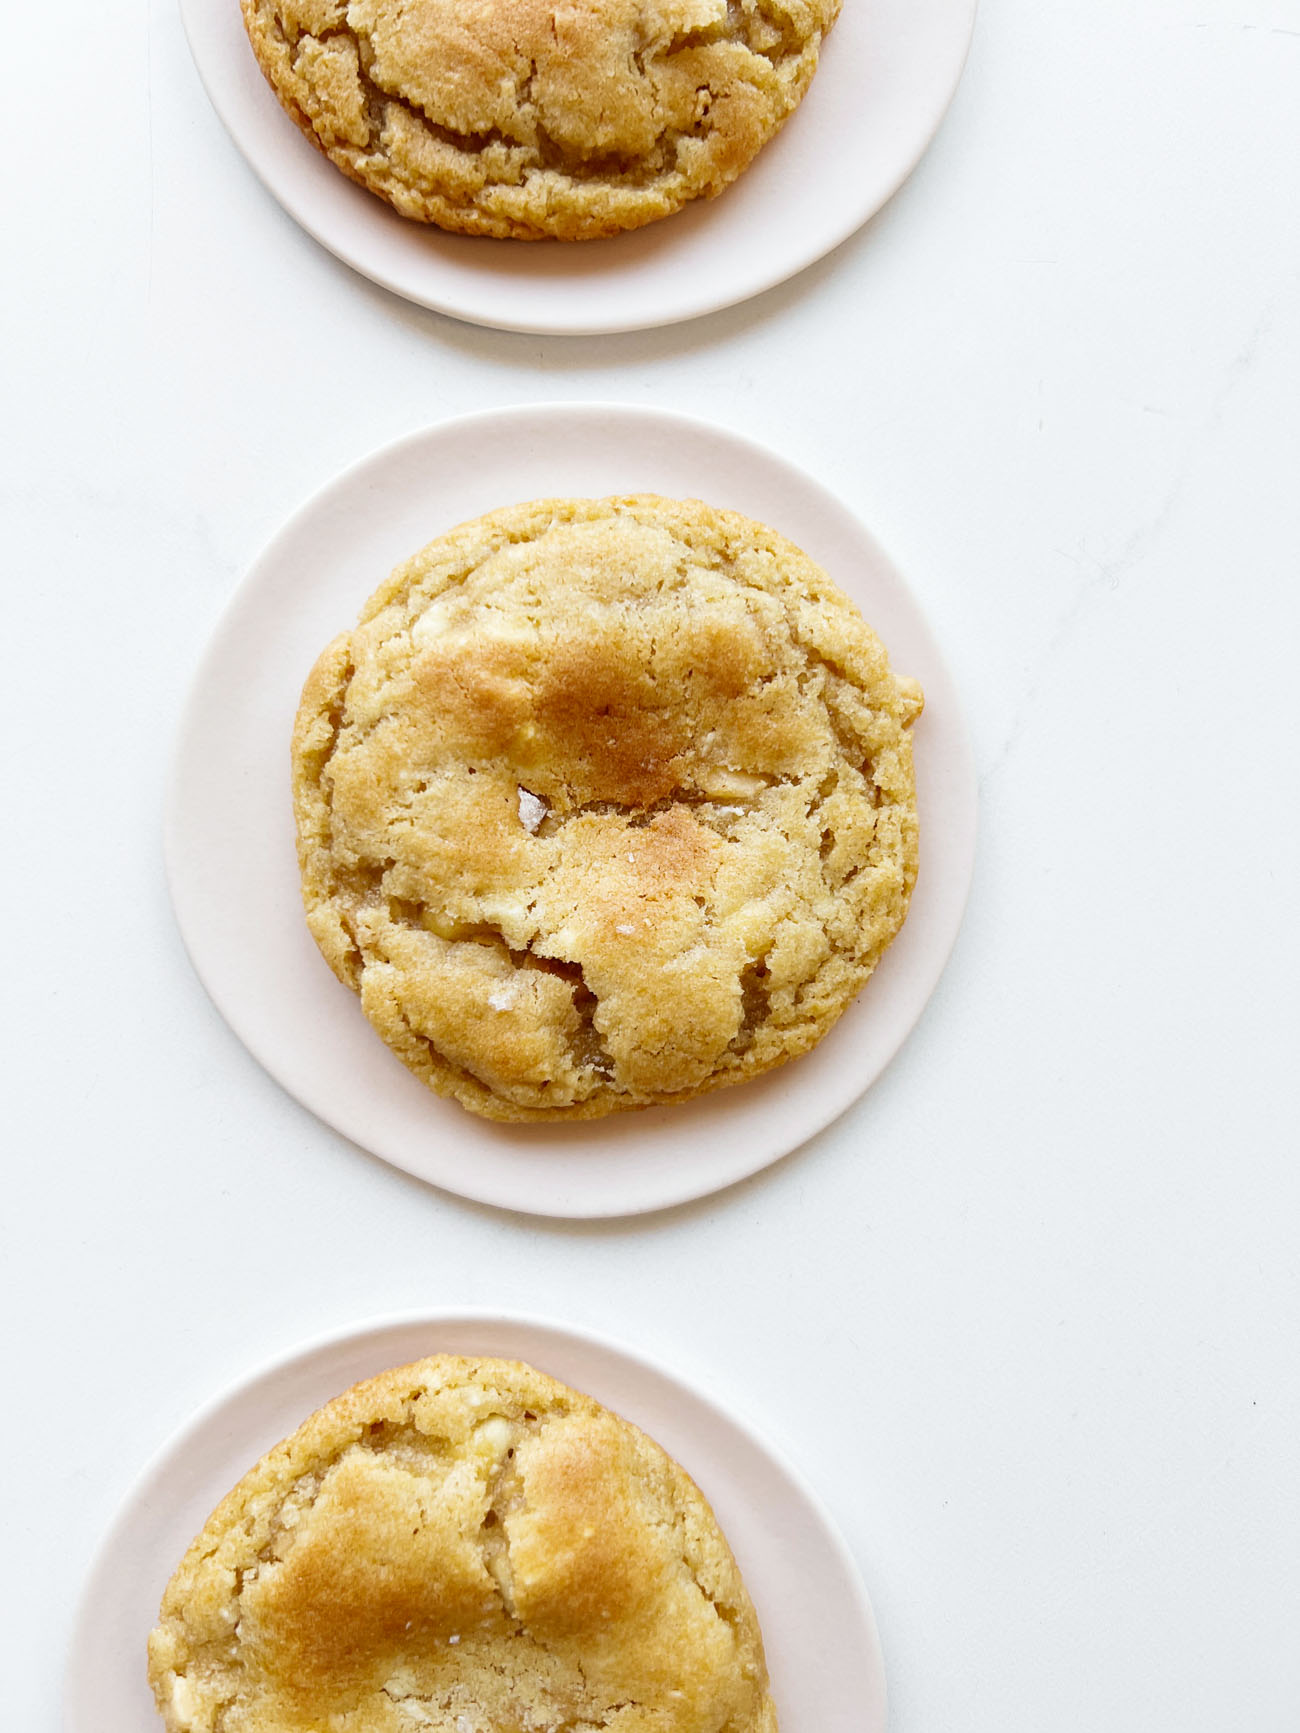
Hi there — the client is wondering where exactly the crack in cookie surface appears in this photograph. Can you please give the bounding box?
[239,0,841,238]
[291,495,922,1122]
[147,1357,776,1733]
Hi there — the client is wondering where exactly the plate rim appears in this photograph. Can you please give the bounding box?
[177,0,980,334]
[163,400,978,1218]
[63,1307,889,1733]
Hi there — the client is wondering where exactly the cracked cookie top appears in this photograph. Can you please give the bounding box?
[238,0,841,238]
[147,1355,775,1733]
[291,495,922,1122]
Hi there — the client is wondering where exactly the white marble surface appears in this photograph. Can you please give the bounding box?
[4,1,1299,1727]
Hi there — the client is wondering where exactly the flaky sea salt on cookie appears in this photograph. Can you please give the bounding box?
[292,495,922,1122]
[148,1355,776,1733]
[238,0,841,239]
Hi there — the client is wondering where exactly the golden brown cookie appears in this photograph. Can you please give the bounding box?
[147,1354,776,1733]
[238,0,841,239]
[292,495,922,1122]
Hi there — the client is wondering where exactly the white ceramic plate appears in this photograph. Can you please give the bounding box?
[179,0,978,334]
[65,1312,888,1733]
[165,404,976,1217]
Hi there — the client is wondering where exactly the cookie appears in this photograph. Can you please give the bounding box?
[292,495,922,1122]
[147,1354,776,1733]
[238,0,841,239]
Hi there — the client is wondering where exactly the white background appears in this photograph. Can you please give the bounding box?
[3,1,1299,1727]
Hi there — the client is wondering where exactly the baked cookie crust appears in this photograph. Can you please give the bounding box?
[291,495,922,1122]
[238,0,841,239]
[148,1355,776,1733]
